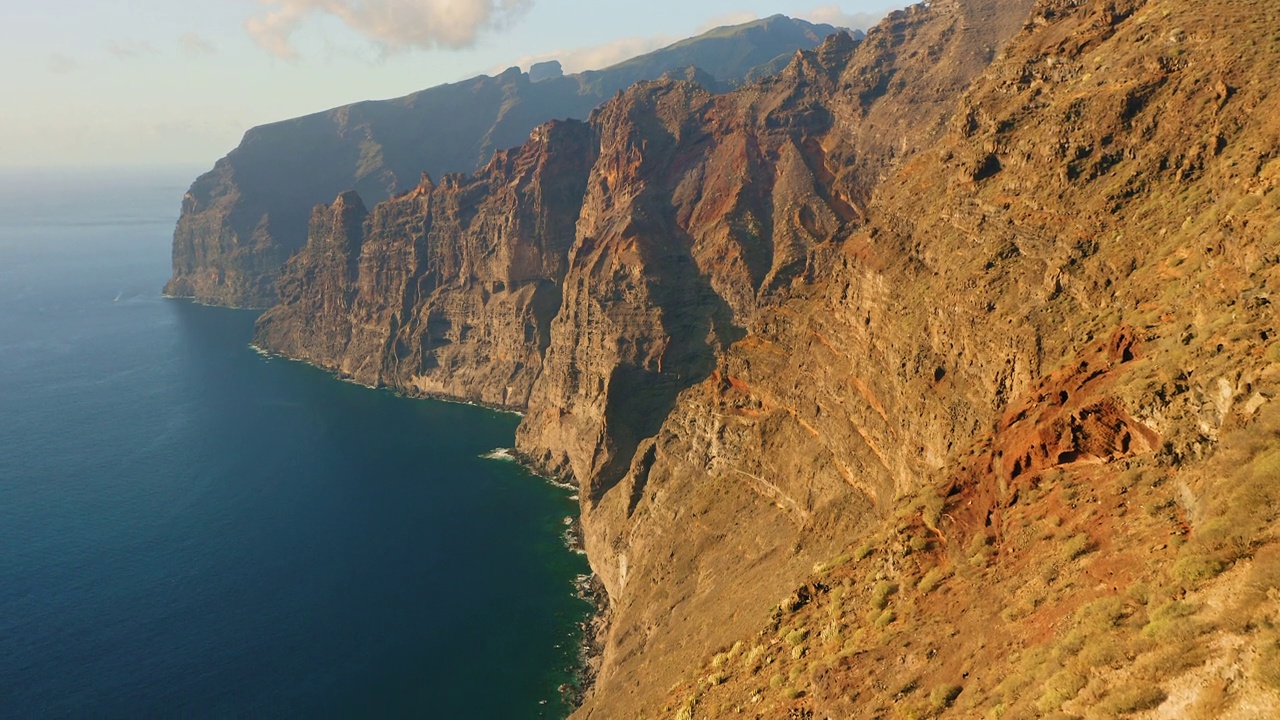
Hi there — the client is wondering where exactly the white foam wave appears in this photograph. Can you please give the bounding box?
[481,448,517,462]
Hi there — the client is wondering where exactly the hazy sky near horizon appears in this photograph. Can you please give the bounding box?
[1,0,903,169]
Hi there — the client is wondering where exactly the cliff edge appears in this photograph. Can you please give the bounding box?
[164,16,842,308]
[258,0,1280,717]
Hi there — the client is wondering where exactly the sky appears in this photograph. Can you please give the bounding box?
[0,0,903,169]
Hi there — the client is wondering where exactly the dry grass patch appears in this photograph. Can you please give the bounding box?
[1097,683,1166,716]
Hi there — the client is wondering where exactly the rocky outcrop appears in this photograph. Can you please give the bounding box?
[256,190,368,362]
[255,0,1280,716]
[256,120,596,408]
[165,15,841,308]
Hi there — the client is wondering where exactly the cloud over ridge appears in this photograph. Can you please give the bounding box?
[248,0,533,59]
[510,6,894,77]
[801,4,891,31]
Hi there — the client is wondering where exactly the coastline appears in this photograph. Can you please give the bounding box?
[498,447,608,714]
[164,294,528,418]
[246,341,527,418]
[161,291,269,312]
[217,306,606,717]
[13,264,597,716]
[480,444,606,712]
[556,505,609,712]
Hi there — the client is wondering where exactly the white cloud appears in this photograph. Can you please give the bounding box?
[507,10,772,76]
[801,4,892,31]
[107,40,159,60]
[247,0,533,59]
[503,7,898,79]
[48,54,79,74]
[509,34,677,75]
[180,32,217,57]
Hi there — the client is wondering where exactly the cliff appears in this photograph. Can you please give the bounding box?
[164,15,840,308]
[256,0,1280,717]
[256,120,596,406]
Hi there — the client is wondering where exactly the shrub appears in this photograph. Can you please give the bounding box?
[874,609,897,627]
[918,567,947,594]
[1099,683,1166,715]
[1171,553,1225,584]
[1248,546,1280,594]
[930,684,963,711]
[744,644,764,671]
[969,549,994,568]
[1078,635,1127,668]
[1142,601,1205,643]
[1063,533,1094,561]
[1055,629,1089,660]
[870,581,898,610]
[1118,466,1146,490]
[1041,561,1063,585]
[1076,596,1125,630]
[813,553,850,573]
[819,618,842,644]
[1001,592,1044,622]
[1036,670,1088,713]
[785,628,809,646]
[1255,635,1280,691]
[1134,640,1209,680]
[1125,582,1151,606]
[779,594,805,614]
[675,694,697,720]
[922,493,946,529]
[1195,443,1280,569]
[1268,342,1280,364]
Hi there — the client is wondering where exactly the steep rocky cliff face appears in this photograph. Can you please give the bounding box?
[255,0,1280,717]
[650,0,1280,716]
[165,16,841,308]
[257,120,595,407]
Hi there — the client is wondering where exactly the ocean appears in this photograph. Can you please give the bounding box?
[0,167,590,718]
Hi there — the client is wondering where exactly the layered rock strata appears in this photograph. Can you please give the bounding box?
[165,16,843,307]
[257,1,1034,712]
[256,120,595,407]
[255,0,1280,716]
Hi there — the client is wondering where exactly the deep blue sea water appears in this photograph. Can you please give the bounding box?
[0,168,590,719]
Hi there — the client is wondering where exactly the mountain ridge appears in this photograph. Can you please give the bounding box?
[164,15,844,308]
[249,0,1280,717]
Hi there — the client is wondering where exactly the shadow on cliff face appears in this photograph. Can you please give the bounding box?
[588,223,746,508]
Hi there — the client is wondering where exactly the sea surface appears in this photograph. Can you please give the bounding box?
[0,167,590,718]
